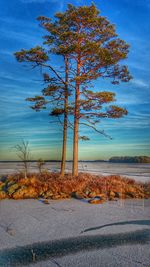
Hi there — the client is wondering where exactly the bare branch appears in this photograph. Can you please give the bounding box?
[79,122,112,139]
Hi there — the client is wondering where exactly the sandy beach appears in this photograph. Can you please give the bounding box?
[0,198,150,266]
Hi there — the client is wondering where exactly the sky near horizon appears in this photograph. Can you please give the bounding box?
[0,0,150,160]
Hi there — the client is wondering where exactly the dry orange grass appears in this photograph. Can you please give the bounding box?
[143,181,150,198]
[0,172,148,200]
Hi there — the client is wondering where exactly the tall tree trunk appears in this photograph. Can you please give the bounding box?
[72,58,80,176]
[61,57,69,177]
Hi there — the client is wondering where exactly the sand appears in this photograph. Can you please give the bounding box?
[0,198,150,266]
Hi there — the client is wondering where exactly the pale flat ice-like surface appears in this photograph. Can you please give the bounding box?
[0,199,150,266]
[0,163,150,266]
[0,162,150,182]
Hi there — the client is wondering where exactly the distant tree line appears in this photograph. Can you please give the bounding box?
[109,156,150,163]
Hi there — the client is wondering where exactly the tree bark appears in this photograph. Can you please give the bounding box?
[72,58,80,176]
[61,57,69,177]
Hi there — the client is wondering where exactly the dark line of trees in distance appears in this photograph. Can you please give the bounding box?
[109,156,150,163]
[1,156,150,163]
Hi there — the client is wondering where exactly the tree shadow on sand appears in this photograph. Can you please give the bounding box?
[0,229,150,266]
[81,220,150,234]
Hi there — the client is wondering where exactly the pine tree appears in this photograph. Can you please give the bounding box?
[15,4,132,177]
[49,4,132,176]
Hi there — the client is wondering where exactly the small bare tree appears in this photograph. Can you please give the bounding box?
[37,158,45,174]
[14,140,30,178]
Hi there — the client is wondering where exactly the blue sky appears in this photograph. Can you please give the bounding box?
[0,0,150,160]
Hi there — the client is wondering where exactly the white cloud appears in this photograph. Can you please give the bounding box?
[131,79,149,88]
[128,61,149,72]
[79,143,150,152]
[21,0,58,3]
[0,28,41,46]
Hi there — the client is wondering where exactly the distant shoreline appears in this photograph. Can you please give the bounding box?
[0,161,150,182]
[0,160,108,163]
[0,160,150,164]
[1,155,150,164]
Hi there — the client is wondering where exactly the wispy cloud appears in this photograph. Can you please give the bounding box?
[0,0,150,160]
[0,17,36,28]
[21,0,60,3]
[0,28,42,46]
[0,72,42,84]
[131,79,149,88]
[80,143,150,149]
[116,96,149,105]
[128,61,149,72]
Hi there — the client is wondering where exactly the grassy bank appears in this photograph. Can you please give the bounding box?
[0,172,150,201]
